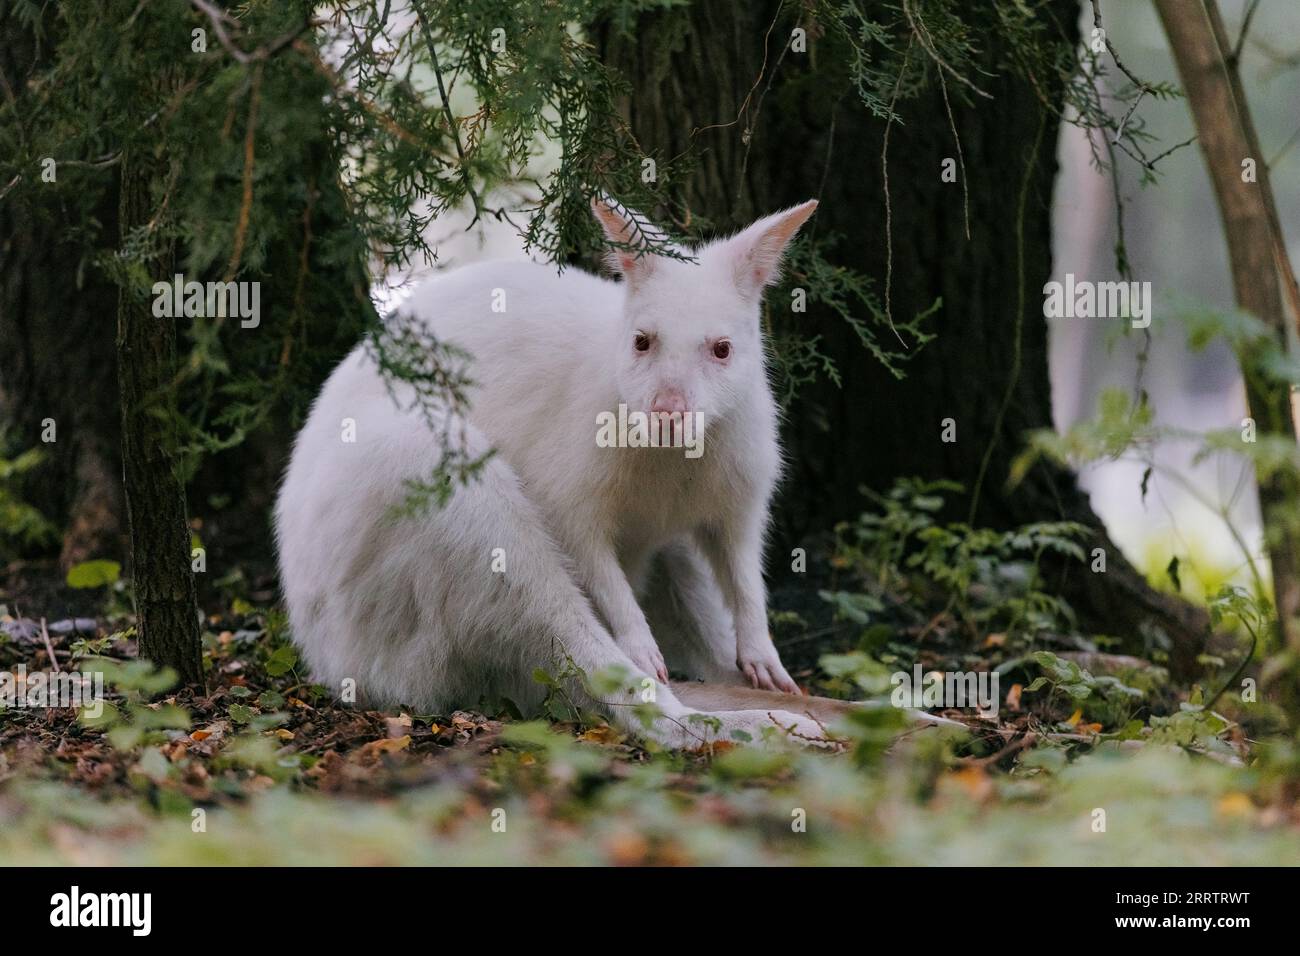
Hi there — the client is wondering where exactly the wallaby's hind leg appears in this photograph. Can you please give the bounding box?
[640,538,746,685]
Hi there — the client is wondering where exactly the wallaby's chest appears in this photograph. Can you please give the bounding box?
[606,445,735,548]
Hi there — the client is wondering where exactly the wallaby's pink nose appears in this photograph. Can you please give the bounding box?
[650,389,688,415]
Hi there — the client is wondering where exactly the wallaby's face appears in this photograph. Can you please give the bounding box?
[592,198,819,424]
[613,261,761,422]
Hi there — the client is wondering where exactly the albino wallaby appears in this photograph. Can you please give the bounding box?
[276,197,839,749]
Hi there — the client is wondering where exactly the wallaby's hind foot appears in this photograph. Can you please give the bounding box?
[631,704,832,750]
[671,681,857,727]
[669,681,970,734]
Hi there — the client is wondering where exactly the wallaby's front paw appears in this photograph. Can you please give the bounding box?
[738,641,800,695]
[620,631,668,684]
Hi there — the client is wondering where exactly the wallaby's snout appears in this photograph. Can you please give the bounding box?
[650,386,688,415]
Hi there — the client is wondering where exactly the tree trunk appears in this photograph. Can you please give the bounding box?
[0,4,124,567]
[116,145,204,686]
[1,5,372,583]
[595,0,1211,677]
[1155,0,1300,657]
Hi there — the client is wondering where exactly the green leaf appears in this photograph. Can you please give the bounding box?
[258,690,285,709]
[545,696,574,722]
[136,704,191,730]
[79,700,121,729]
[264,645,297,677]
[66,559,121,589]
[1113,719,1146,741]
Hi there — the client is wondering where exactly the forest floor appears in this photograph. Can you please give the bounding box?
[3,548,1300,866]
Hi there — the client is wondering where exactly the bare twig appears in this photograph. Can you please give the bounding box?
[190,0,310,65]
[880,36,916,350]
[737,12,796,203]
[1230,0,1262,66]
[1088,0,1159,149]
[412,0,484,230]
[224,62,263,281]
[56,152,124,169]
[1269,123,1300,167]
[191,0,252,64]
[768,711,844,749]
[691,0,786,139]
[937,71,969,240]
[40,618,60,674]
[901,0,992,100]
[960,731,1037,768]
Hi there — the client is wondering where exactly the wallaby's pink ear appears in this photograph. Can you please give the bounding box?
[724,199,818,299]
[591,195,662,291]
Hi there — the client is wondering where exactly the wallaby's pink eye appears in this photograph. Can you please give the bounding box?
[634,332,650,352]
[712,340,731,361]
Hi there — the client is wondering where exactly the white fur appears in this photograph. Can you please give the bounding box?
[275,199,820,748]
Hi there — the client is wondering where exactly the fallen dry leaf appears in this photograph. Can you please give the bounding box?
[1216,792,1254,819]
[690,740,737,756]
[577,725,622,744]
[360,735,411,757]
[947,766,994,801]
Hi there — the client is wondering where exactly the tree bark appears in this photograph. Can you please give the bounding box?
[595,0,1212,677]
[1155,0,1300,653]
[116,145,204,686]
[0,4,124,567]
[1,6,371,582]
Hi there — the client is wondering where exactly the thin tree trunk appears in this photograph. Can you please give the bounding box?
[1155,0,1300,654]
[116,146,204,686]
[0,4,124,567]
